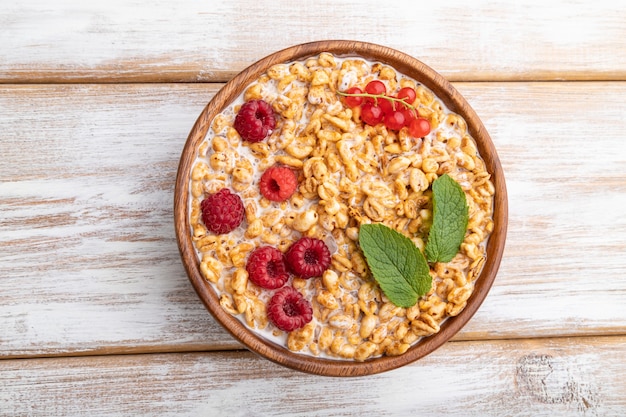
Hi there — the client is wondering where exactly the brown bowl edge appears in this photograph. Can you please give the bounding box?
[174,40,508,377]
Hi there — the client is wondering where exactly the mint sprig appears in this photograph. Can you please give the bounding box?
[357,174,469,308]
[359,224,431,308]
[425,174,469,263]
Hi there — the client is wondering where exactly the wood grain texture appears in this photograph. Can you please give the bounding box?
[0,84,238,357]
[1,82,625,358]
[1,336,624,416]
[2,0,624,411]
[2,0,625,83]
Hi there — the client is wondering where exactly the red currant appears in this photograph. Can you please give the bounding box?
[409,117,431,138]
[397,87,417,107]
[377,95,395,116]
[361,103,384,126]
[364,80,386,104]
[343,86,364,108]
[365,80,386,95]
[401,108,417,126]
[384,110,406,131]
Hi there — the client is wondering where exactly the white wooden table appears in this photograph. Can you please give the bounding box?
[1,1,625,415]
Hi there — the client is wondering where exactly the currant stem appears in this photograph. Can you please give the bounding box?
[337,90,417,111]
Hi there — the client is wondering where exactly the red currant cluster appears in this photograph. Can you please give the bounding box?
[340,80,431,138]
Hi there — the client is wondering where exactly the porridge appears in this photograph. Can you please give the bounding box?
[188,52,495,361]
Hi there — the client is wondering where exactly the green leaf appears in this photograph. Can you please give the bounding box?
[425,174,469,263]
[359,223,431,308]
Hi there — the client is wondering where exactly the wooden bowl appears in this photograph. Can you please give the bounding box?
[174,40,508,376]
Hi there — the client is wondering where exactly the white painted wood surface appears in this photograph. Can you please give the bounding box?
[1,337,624,416]
[1,81,625,358]
[1,0,625,415]
[2,0,625,82]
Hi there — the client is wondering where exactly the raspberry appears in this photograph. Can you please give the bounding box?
[246,246,290,289]
[267,286,313,332]
[285,237,331,278]
[200,188,245,234]
[259,165,298,202]
[233,99,276,143]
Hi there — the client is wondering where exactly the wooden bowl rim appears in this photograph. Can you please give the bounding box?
[174,40,508,377]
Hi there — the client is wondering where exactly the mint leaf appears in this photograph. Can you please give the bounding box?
[359,223,431,308]
[425,174,469,263]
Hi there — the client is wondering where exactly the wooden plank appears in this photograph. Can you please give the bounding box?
[454,81,626,339]
[0,84,238,356]
[1,0,625,83]
[1,83,625,358]
[0,336,624,416]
